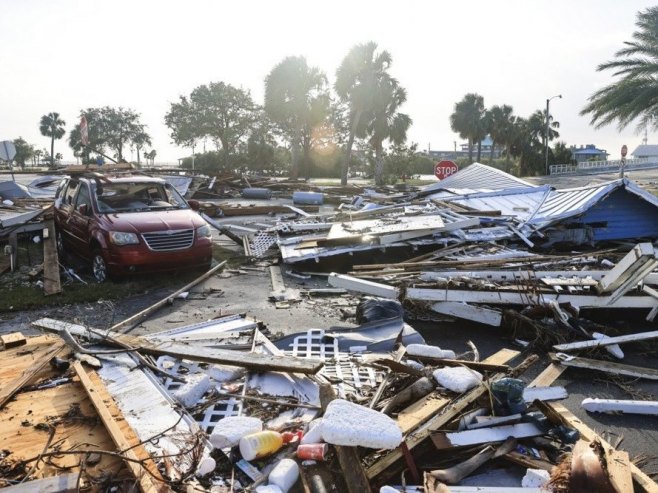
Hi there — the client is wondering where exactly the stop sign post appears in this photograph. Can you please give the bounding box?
[434,160,458,180]
[620,144,628,178]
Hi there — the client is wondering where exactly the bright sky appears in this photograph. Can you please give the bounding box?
[0,0,655,165]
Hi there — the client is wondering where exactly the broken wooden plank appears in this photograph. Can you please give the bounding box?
[551,352,658,380]
[597,243,658,301]
[42,218,61,295]
[0,340,66,409]
[542,402,658,493]
[553,330,658,352]
[606,448,633,493]
[0,331,26,349]
[431,423,543,449]
[409,357,510,373]
[528,363,566,388]
[523,386,568,402]
[367,349,520,480]
[328,273,399,299]
[406,287,658,308]
[110,260,227,332]
[72,362,167,493]
[0,472,80,492]
[430,301,502,326]
[33,318,324,375]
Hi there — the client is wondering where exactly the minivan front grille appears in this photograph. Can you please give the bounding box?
[142,229,194,251]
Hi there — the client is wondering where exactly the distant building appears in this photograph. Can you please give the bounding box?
[570,144,608,163]
[426,135,503,161]
[459,136,503,158]
[631,144,658,159]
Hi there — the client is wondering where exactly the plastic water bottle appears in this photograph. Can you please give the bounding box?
[239,431,284,461]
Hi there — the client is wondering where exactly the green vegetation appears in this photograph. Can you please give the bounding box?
[39,112,66,168]
[581,7,658,132]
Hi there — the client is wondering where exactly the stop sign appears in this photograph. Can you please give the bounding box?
[434,160,458,180]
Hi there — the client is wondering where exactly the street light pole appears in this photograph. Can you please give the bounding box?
[545,94,562,176]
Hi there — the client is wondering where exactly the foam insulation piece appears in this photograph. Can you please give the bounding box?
[173,374,211,408]
[405,360,425,371]
[407,344,456,359]
[300,419,323,445]
[322,399,402,449]
[268,458,299,492]
[209,416,263,449]
[208,365,245,382]
[522,468,551,488]
[255,485,283,493]
[433,366,483,393]
[593,332,625,359]
[196,455,216,476]
[380,487,400,493]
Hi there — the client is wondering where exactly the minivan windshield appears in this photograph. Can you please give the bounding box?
[94,182,188,213]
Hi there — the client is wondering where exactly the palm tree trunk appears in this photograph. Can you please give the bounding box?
[468,138,473,163]
[374,140,385,186]
[489,140,495,165]
[290,132,300,179]
[50,136,55,169]
[342,109,362,186]
[477,141,482,163]
[137,147,141,165]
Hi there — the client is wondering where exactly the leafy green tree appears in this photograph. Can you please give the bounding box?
[450,94,485,163]
[265,56,328,179]
[335,41,394,185]
[581,7,658,131]
[384,143,433,182]
[13,137,35,169]
[68,107,150,163]
[509,110,560,176]
[364,77,412,185]
[166,82,259,170]
[39,112,66,168]
[553,141,573,164]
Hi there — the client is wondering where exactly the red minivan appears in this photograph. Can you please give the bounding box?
[54,174,213,282]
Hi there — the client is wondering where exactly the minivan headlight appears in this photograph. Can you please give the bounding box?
[196,224,212,239]
[109,231,139,245]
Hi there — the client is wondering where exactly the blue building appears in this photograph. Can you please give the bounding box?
[570,144,608,163]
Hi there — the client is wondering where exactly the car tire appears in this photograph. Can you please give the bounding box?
[92,250,109,283]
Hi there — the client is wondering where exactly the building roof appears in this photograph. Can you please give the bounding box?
[421,163,536,196]
[632,144,658,157]
[572,148,606,156]
[525,178,658,230]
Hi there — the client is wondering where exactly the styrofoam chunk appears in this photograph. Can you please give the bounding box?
[173,374,211,408]
[196,456,216,476]
[255,485,283,493]
[209,416,263,449]
[380,487,400,493]
[300,419,324,445]
[593,332,625,359]
[268,458,299,492]
[407,344,456,359]
[433,367,483,393]
[521,468,550,488]
[322,399,402,449]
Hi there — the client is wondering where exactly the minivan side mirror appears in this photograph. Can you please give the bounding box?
[187,199,200,211]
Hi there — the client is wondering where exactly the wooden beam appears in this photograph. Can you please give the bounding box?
[34,318,324,375]
[0,332,26,349]
[0,473,80,493]
[42,218,61,295]
[328,273,399,299]
[527,363,566,388]
[368,349,520,480]
[110,260,227,333]
[540,402,658,493]
[551,353,658,380]
[430,302,502,326]
[0,340,65,409]
[553,330,658,352]
[406,287,658,309]
[72,362,168,493]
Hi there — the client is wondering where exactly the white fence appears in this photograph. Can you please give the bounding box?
[549,158,658,175]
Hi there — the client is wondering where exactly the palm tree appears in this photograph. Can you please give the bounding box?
[335,42,393,185]
[39,112,66,168]
[450,94,485,164]
[487,105,514,166]
[581,7,658,131]
[365,78,412,185]
[265,56,328,179]
[132,131,152,166]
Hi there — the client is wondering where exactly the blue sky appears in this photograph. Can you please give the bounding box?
[0,0,655,164]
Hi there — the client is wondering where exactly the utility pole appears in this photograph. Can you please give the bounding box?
[545,94,562,176]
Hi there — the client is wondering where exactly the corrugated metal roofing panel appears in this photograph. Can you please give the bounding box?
[422,163,536,194]
[442,186,552,222]
[528,178,658,230]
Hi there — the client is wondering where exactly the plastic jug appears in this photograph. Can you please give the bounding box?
[239,431,284,461]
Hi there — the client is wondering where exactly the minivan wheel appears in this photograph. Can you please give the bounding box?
[92,250,108,283]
